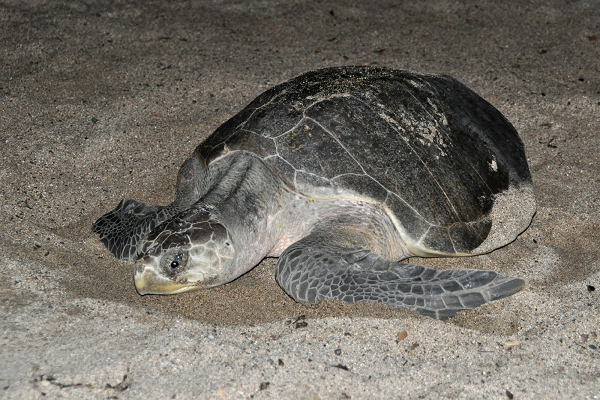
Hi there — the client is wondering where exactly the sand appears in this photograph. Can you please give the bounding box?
[1,0,599,398]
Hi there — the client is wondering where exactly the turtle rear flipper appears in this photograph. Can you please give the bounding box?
[275,234,525,319]
[92,199,166,261]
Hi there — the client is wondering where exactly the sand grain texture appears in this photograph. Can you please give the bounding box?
[1,0,599,398]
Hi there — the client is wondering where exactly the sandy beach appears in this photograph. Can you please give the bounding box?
[1,0,599,398]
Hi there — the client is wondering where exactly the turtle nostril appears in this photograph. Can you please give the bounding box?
[134,261,147,275]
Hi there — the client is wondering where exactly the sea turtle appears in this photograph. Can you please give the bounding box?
[93,66,536,319]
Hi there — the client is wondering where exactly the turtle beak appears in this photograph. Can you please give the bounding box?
[134,265,195,295]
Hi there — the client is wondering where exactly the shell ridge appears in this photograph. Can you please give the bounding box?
[270,116,312,140]
[373,91,465,224]
[344,94,464,225]
[374,89,497,247]
[233,107,259,131]
[305,116,370,177]
[416,226,432,245]
[416,78,497,196]
[272,142,298,172]
[305,105,431,225]
[446,226,458,253]
[235,86,291,131]
[330,172,371,179]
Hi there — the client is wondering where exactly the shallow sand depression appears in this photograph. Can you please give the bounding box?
[1,0,599,398]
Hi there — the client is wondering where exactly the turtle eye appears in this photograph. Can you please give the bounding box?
[161,252,188,276]
[168,254,183,273]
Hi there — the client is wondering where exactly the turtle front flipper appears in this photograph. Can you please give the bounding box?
[275,234,526,319]
[92,199,168,261]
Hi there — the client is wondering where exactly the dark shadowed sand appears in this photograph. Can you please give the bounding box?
[1,0,599,398]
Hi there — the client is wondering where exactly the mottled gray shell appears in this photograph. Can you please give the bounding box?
[196,66,535,257]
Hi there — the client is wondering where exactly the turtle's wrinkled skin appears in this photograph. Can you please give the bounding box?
[93,66,536,319]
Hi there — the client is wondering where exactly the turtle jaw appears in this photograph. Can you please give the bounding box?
[134,266,198,295]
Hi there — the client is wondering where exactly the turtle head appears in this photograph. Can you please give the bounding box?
[133,210,235,295]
